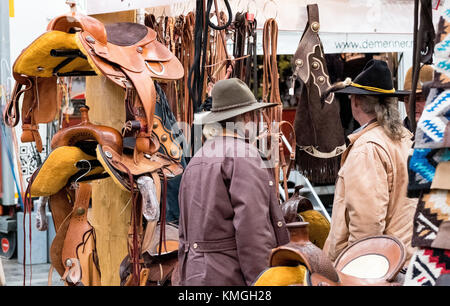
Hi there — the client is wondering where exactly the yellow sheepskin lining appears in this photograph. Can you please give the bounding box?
[300,210,330,250]
[73,34,103,76]
[30,146,102,197]
[14,31,94,77]
[253,265,308,286]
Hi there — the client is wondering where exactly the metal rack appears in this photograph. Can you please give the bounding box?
[279,169,332,222]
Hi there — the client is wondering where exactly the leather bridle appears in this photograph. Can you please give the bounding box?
[260,18,296,202]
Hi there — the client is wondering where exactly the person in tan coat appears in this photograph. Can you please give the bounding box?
[323,60,418,273]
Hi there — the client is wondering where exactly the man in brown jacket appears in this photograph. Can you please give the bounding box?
[323,60,417,270]
[177,78,290,286]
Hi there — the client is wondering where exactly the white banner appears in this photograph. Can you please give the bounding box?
[267,31,414,55]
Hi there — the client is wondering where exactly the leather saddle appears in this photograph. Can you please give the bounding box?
[4,12,184,156]
[27,104,182,286]
[12,12,185,286]
[254,222,406,286]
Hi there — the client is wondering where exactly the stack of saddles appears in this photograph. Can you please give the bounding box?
[3,12,185,286]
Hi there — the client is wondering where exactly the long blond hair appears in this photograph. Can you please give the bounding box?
[359,95,405,141]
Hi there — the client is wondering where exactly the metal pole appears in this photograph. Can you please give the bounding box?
[0,0,15,207]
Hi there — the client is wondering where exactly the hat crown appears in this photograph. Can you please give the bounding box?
[353,60,394,91]
[211,78,257,111]
[403,65,434,91]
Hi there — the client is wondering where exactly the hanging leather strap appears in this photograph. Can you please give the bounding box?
[262,18,284,201]
[183,12,195,129]
[278,120,296,200]
[245,14,258,96]
[61,182,92,285]
[233,12,247,80]
[144,13,158,31]
[3,79,31,127]
[262,18,281,104]
[173,15,185,122]
[155,15,166,45]
[4,75,57,153]
[188,0,233,113]
[166,17,175,53]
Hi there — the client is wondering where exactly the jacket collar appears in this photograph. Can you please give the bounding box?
[347,119,378,146]
[341,120,379,166]
[210,131,270,160]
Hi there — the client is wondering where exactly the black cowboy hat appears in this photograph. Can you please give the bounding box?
[332,59,410,97]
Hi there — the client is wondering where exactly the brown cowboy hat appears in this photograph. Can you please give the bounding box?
[403,65,434,92]
[193,78,277,125]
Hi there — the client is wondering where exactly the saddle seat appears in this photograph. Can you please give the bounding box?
[46,13,183,80]
[254,222,406,286]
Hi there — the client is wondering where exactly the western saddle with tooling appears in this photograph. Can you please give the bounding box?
[254,194,407,286]
[4,11,185,286]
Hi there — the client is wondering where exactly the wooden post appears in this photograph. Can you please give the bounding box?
[85,10,136,286]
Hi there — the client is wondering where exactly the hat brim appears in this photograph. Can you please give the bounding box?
[193,101,277,125]
[334,85,411,97]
